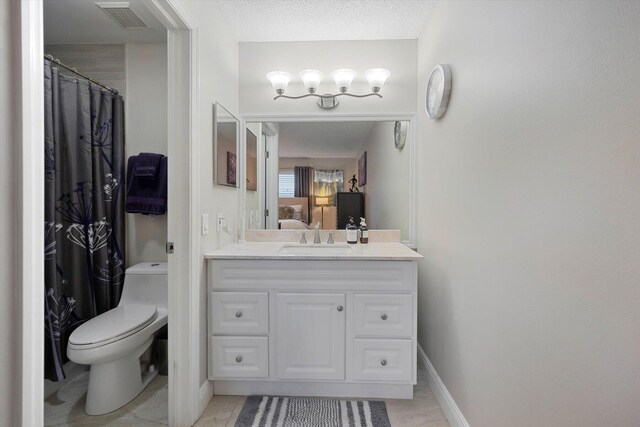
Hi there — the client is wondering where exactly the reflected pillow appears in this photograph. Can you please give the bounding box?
[289,204,303,221]
[279,205,294,219]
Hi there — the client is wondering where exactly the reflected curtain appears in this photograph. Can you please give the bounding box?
[44,63,126,381]
[294,166,313,223]
[313,169,344,206]
[294,166,313,197]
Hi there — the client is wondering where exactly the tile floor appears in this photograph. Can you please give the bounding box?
[44,372,168,426]
[44,363,449,426]
[195,367,450,427]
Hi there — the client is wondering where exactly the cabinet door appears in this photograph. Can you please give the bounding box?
[276,293,345,380]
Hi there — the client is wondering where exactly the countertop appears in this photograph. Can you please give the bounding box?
[204,242,423,261]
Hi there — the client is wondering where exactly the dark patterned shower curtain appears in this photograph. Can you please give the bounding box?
[44,63,126,381]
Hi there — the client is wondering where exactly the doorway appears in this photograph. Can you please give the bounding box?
[19,0,200,425]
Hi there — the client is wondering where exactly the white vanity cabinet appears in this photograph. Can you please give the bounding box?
[207,256,419,399]
[276,292,346,381]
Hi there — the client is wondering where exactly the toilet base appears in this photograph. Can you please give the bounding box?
[85,336,157,415]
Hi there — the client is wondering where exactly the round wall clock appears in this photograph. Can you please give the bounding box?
[425,64,452,119]
[394,121,407,149]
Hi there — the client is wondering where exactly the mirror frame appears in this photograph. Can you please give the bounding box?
[240,115,418,248]
[213,102,240,188]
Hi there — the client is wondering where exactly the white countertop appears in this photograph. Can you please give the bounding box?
[204,242,423,261]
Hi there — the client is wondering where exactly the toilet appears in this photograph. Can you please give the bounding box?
[67,262,168,415]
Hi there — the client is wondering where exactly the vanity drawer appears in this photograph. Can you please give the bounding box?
[210,336,268,379]
[353,339,412,382]
[210,292,268,335]
[354,294,412,338]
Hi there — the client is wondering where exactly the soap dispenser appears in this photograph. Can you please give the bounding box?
[359,217,369,244]
[346,216,358,244]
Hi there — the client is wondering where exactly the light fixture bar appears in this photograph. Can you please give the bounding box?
[273,92,383,101]
[267,68,390,110]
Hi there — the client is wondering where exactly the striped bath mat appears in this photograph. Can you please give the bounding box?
[234,395,391,427]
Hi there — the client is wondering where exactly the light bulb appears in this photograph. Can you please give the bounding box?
[365,68,390,93]
[299,69,324,94]
[266,71,293,95]
[330,69,357,93]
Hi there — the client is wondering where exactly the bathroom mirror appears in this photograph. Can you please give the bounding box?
[213,102,239,187]
[243,120,415,244]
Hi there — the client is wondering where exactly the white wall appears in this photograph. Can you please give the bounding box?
[43,44,126,96]
[176,0,240,388]
[0,1,18,424]
[125,43,168,266]
[239,40,417,116]
[357,121,409,240]
[416,1,640,426]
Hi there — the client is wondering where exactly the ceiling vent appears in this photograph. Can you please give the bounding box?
[95,2,148,29]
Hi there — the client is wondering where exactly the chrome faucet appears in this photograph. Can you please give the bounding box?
[327,232,334,244]
[313,222,321,244]
[300,232,307,244]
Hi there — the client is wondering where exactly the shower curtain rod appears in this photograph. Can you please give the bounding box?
[44,54,119,95]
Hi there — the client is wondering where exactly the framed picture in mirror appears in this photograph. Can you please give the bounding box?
[358,151,367,186]
[213,102,239,187]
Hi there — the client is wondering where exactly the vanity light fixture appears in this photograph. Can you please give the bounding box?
[266,68,390,110]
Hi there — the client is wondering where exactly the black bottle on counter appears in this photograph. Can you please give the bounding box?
[346,217,358,244]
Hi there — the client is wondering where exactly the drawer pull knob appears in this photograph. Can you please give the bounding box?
[235,311,243,318]
[381,313,388,320]
[337,305,344,312]
[381,359,387,366]
[235,356,243,363]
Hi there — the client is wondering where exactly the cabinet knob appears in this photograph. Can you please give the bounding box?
[235,356,243,363]
[381,313,388,321]
[381,359,387,366]
[337,305,344,312]
[235,311,243,318]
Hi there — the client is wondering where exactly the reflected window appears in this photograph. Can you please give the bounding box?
[278,170,294,197]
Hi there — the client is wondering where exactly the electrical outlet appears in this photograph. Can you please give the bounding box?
[201,214,209,235]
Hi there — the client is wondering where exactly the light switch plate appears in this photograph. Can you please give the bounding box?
[216,213,225,232]
[201,214,209,235]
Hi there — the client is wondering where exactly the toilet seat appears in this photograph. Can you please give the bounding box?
[69,304,158,348]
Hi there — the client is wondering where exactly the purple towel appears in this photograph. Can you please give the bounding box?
[134,152,164,179]
[126,154,167,215]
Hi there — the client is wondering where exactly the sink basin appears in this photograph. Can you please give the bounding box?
[279,244,353,256]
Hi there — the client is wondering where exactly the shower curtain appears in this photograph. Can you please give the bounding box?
[44,63,126,381]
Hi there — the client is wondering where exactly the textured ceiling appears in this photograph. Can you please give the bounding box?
[278,121,377,158]
[211,0,437,42]
[44,0,166,44]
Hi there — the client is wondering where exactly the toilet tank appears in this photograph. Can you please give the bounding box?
[118,262,168,310]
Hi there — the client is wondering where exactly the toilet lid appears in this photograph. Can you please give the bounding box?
[69,305,158,346]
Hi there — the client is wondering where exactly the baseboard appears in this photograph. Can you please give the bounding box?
[198,380,214,419]
[213,380,413,400]
[417,343,470,427]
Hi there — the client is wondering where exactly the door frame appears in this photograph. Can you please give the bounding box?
[19,0,202,425]
[242,113,418,248]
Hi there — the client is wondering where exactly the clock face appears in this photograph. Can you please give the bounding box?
[394,121,407,149]
[425,64,452,119]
